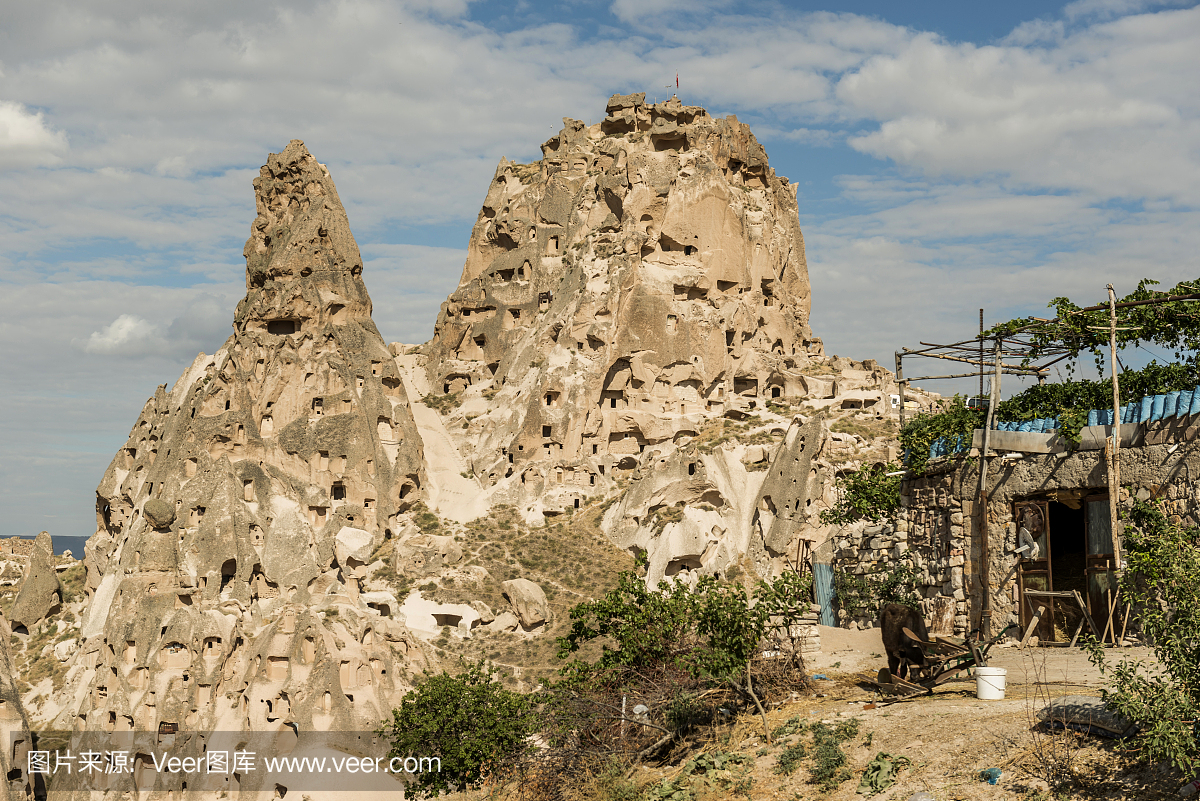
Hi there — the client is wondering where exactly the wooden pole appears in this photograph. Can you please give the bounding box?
[979,309,985,402]
[976,338,1002,636]
[896,352,906,426]
[1107,284,1124,570]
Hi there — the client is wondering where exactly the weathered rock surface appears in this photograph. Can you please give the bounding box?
[406,94,897,583]
[501,578,548,629]
[53,141,428,795]
[8,531,61,630]
[421,94,818,509]
[0,609,34,801]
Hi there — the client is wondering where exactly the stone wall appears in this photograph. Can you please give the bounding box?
[892,426,1200,637]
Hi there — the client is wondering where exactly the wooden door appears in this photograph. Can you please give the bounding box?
[1084,496,1117,641]
[1015,500,1055,641]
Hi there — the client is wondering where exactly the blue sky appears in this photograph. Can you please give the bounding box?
[1,0,1198,540]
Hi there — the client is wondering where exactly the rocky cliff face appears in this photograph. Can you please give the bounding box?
[0,610,34,801]
[411,93,893,582]
[28,99,914,795]
[52,141,428,794]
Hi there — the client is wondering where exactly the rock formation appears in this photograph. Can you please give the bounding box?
[52,141,427,795]
[407,93,896,582]
[34,97,924,795]
[0,610,35,801]
[8,531,61,632]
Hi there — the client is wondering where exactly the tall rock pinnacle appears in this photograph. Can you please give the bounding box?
[60,141,427,793]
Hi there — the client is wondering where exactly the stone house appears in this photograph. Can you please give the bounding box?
[833,415,1200,640]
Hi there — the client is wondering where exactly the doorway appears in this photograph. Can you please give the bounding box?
[1015,493,1115,643]
[1048,501,1086,640]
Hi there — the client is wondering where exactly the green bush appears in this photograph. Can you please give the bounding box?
[819,463,901,526]
[557,569,812,684]
[1086,500,1200,774]
[809,719,860,791]
[833,559,921,617]
[380,660,534,797]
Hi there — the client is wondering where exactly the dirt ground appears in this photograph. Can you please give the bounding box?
[624,626,1183,801]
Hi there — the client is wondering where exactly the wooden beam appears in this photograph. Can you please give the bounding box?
[1020,605,1046,648]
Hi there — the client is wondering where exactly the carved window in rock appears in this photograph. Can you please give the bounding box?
[332,482,347,501]
[267,320,299,335]
[312,398,323,417]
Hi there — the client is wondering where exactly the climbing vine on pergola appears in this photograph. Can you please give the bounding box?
[985,278,1200,374]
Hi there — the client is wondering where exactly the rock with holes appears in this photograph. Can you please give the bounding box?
[403,93,894,584]
[52,141,430,794]
[0,609,34,801]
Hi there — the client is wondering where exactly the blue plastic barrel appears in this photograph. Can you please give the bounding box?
[1087,410,1099,427]
[1181,390,1195,417]
[1165,391,1180,418]
[1141,396,1154,421]
[1152,394,1166,421]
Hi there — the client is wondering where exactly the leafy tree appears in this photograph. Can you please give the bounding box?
[1086,500,1200,774]
[380,660,535,797]
[557,570,812,685]
[819,462,902,526]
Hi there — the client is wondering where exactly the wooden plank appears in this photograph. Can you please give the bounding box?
[1072,589,1102,639]
[1067,617,1086,648]
[1020,605,1046,648]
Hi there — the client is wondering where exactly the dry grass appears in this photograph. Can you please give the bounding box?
[830,416,897,441]
[391,501,634,687]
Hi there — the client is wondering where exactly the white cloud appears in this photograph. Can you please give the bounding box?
[82,314,163,356]
[609,0,732,24]
[1062,0,1182,21]
[0,101,68,167]
[836,9,1200,202]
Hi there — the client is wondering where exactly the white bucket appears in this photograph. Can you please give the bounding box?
[976,666,1007,700]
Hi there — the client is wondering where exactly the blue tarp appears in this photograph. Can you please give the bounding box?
[922,385,1200,463]
[813,562,836,627]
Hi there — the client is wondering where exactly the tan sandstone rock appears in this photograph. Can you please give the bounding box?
[8,531,61,631]
[52,141,429,796]
[501,578,549,629]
